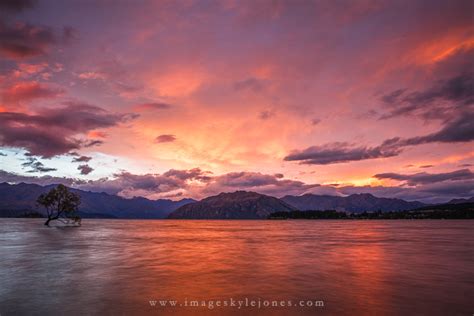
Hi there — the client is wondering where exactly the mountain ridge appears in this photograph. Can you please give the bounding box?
[168,190,296,219]
[281,193,425,212]
[0,182,194,219]
[2,182,467,219]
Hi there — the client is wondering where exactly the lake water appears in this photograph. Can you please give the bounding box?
[0,219,473,315]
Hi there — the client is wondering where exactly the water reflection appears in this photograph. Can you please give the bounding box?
[0,219,473,315]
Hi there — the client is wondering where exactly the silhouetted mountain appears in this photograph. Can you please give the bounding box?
[448,197,474,204]
[282,193,425,212]
[168,191,296,219]
[0,182,194,219]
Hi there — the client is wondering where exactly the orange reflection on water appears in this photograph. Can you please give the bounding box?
[1,219,473,315]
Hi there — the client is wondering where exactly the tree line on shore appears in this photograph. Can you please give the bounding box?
[268,205,474,220]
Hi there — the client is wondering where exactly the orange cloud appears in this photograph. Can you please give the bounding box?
[1,81,63,104]
[411,34,474,65]
[133,102,172,111]
[88,130,108,138]
[13,62,49,77]
[151,67,208,97]
[78,71,106,80]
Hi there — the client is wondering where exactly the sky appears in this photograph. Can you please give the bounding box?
[0,0,473,203]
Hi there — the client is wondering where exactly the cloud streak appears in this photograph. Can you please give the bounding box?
[1,81,63,104]
[0,104,138,157]
[285,112,474,165]
[155,134,176,143]
[374,169,473,186]
[380,72,474,121]
[21,157,57,173]
[133,102,172,111]
[284,141,401,165]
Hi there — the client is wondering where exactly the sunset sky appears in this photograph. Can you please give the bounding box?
[0,0,472,203]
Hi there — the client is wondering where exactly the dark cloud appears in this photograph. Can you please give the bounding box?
[21,157,57,173]
[77,164,93,175]
[155,134,176,143]
[419,165,433,168]
[380,72,474,121]
[381,89,406,105]
[0,104,137,157]
[83,140,104,148]
[214,172,284,187]
[1,81,63,104]
[203,171,319,197]
[0,20,56,59]
[259,110,275,120]
[133,102,172,111]
[374,169,473,186]
[393,112,474,146]
[72,155,92,163]
[234,77,266,93]
[311,118,321,125]
[162,168,212,182]
[284,141,401,165]
[0,0,35,12]
[85,171,189,196]
[286,112,474,165]
[0,7,77,59]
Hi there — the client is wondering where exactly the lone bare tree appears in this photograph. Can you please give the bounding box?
[37,184,81,226]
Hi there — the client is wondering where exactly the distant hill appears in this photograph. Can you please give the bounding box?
[448,197,474,204]
[281,193,425,212]
[168,191,296,219]
[3,182,464,220]
[414,202,474,212]
[0,182,194,219]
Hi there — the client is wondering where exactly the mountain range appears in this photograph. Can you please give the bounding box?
[447,197,474,204]
[167,191,425,219]
[0,182,463,220]
[281,193,425,212]
[0,182,194,219]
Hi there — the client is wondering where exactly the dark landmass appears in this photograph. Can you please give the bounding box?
[0,182,194,219]
[269,210,348,219]
[168,191,296,219]
[21,212,44,218]
[76,211,118,219]
[282,193,425,212]
[0,209,45,218]
[2,182,472,220]
[269,203,474,220]
[447,197,474,204]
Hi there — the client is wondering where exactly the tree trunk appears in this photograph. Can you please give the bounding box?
[44,218,52,226]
